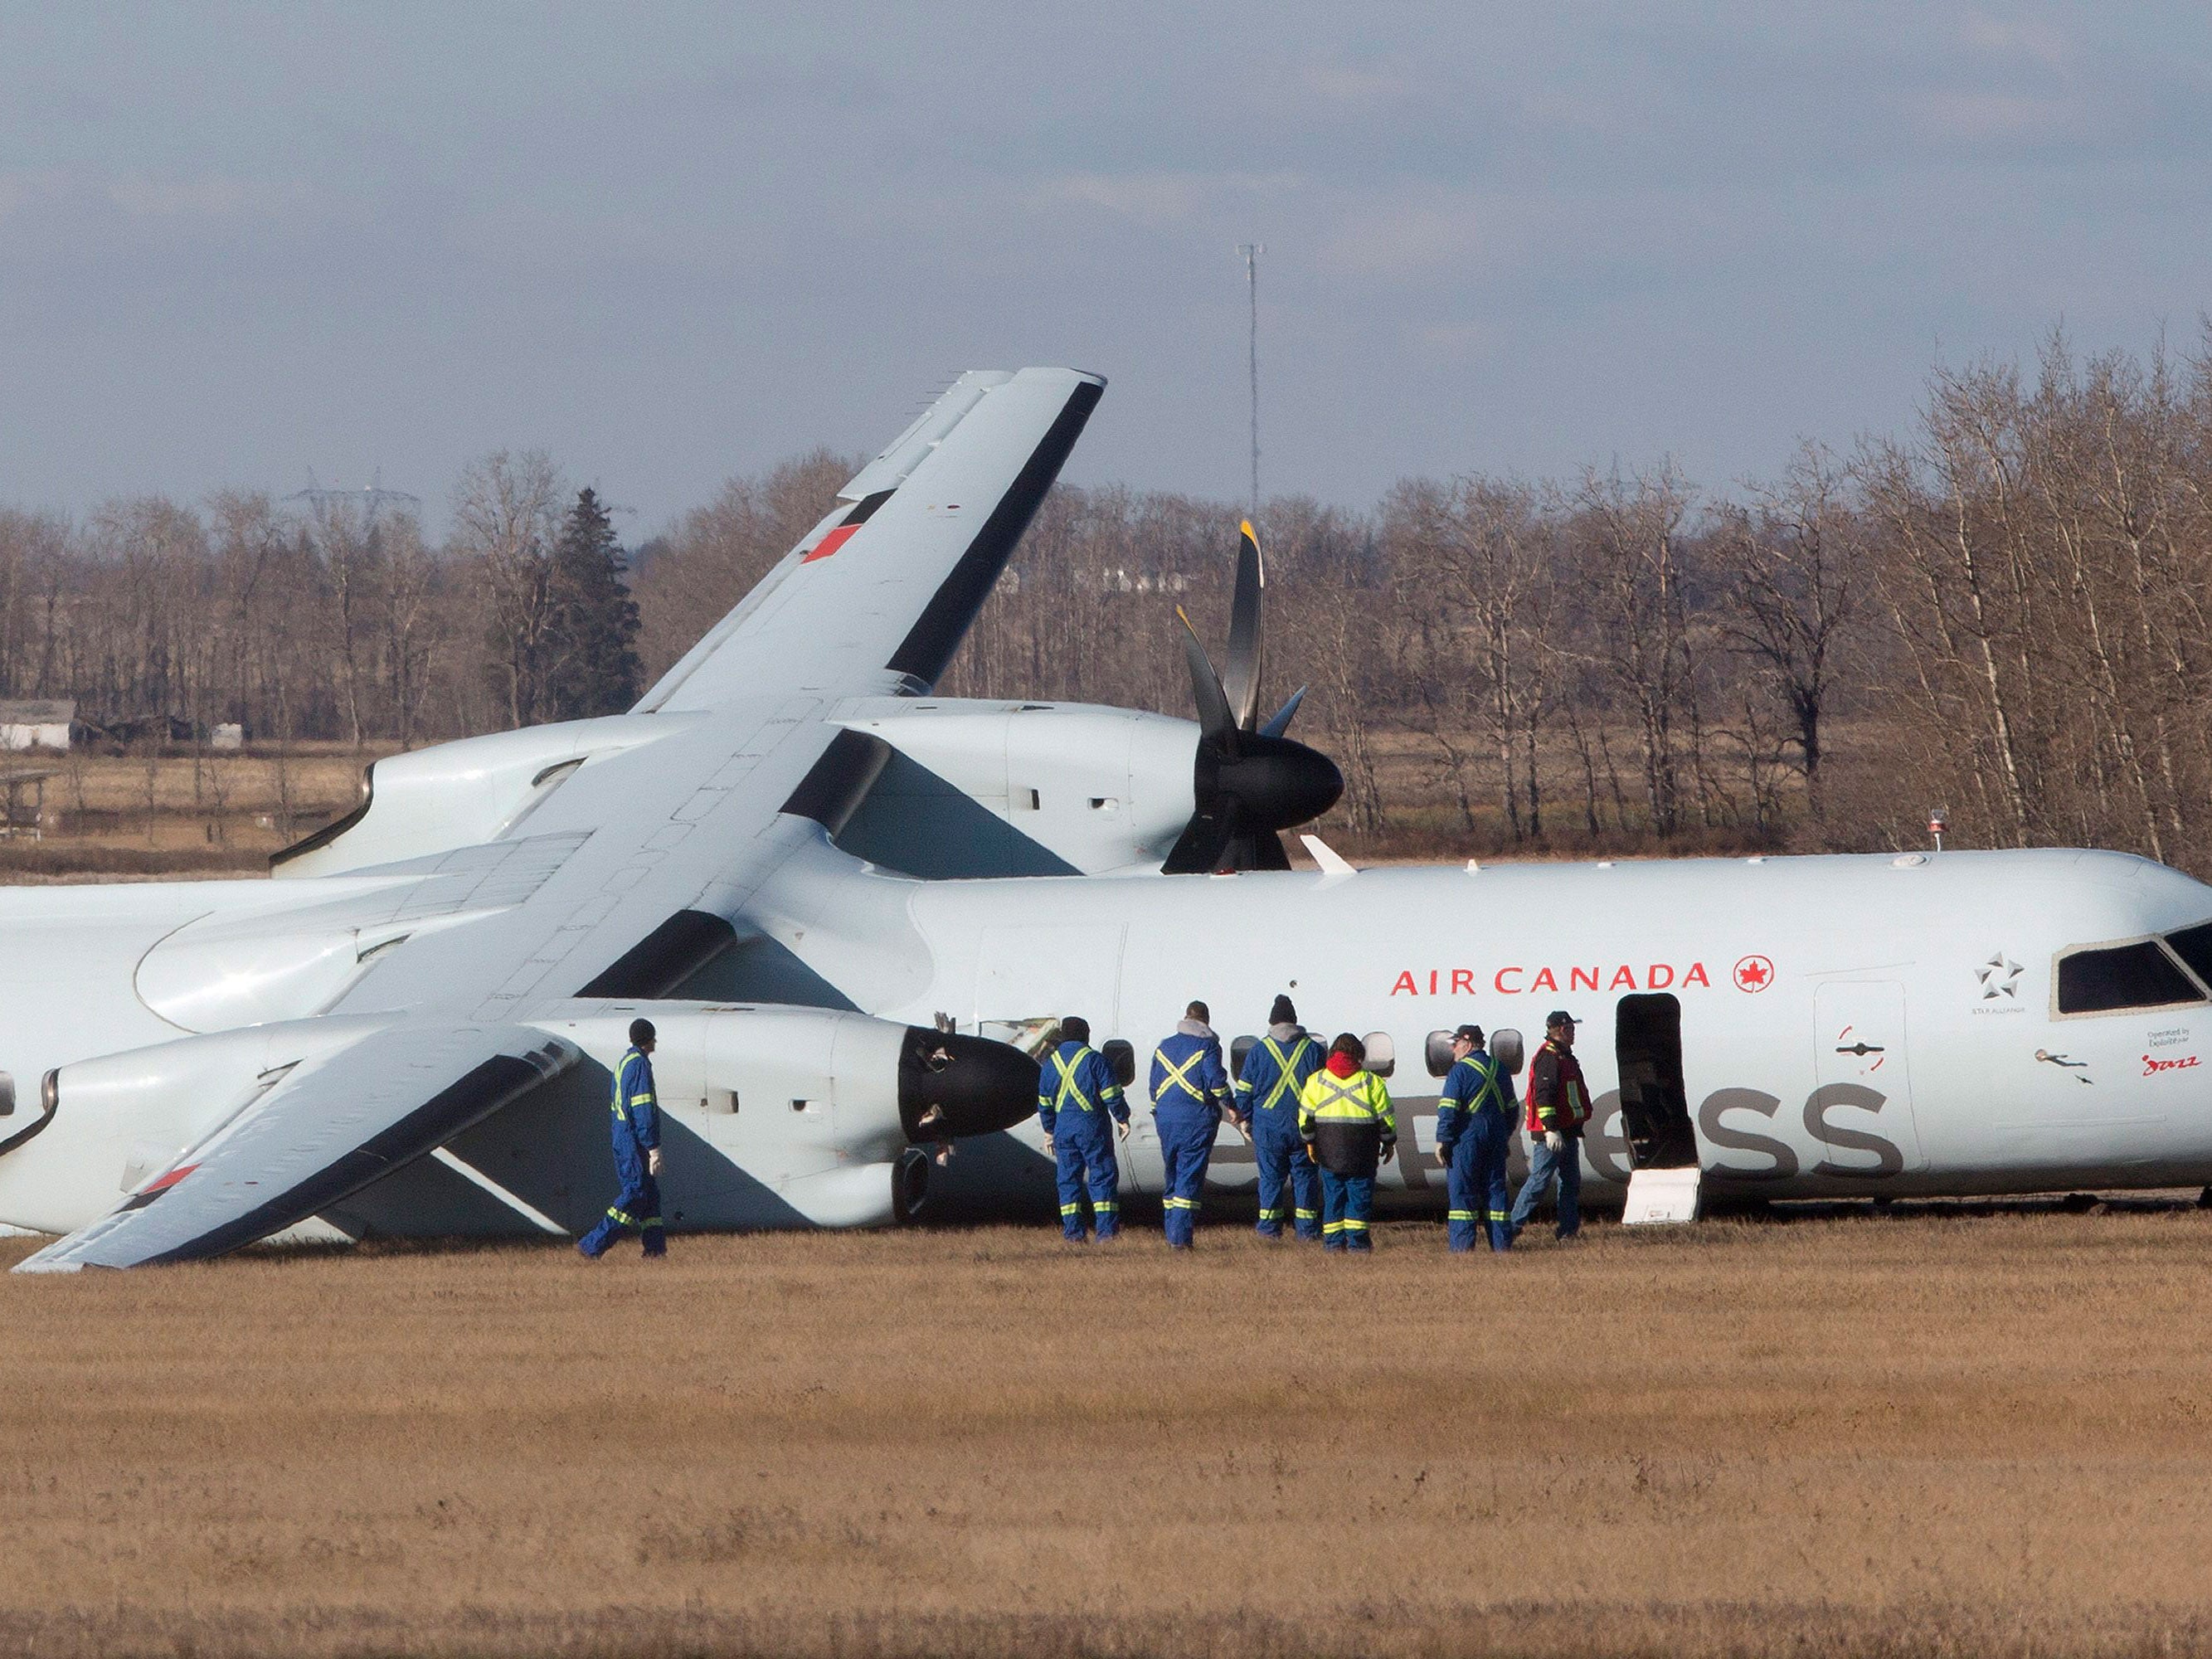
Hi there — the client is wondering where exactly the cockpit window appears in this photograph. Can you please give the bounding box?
[2056,940,2205,1014]
[2163,922,2212,990]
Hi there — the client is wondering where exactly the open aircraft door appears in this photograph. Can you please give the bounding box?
[1614,993,1698,1170]
[1811,981,1926,1176]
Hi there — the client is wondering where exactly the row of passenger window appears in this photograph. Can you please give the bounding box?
[2057,922,2212,1014]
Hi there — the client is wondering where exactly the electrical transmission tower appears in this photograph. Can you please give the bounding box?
[283,468,421,523]
[1238,241,1263,521]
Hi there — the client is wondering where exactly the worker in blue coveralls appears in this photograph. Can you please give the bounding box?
[1150,1000,1240,1249]
[1237,993,1323,1241]
[1435,1023,1517,1253]
[578,1017,666,1259]
[1036,1015,1130,1241]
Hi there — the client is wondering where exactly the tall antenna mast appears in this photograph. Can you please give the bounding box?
[1238,241,1264,521]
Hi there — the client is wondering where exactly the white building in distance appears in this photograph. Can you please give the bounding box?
[0,701,75,752]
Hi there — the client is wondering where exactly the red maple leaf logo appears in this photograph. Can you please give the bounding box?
[1733,955,1773,993]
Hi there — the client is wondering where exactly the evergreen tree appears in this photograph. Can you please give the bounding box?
[542,488,644,720]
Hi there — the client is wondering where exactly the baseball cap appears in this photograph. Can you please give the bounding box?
[1452,1023,1485,1044]
[1544,1010,1577,1028]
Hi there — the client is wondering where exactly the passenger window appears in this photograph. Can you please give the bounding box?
[0,1073,12,1117]
[2056,941,2205,1014]
[1425,1031,1456,1078]
[1363,1031,1396,1078]
[1101,1039,1136,1087]
[1490,1029,1526,1076]
[1230,1035,1257,1078]
[2164,922,2212,989]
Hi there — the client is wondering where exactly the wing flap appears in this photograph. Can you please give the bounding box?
[16,1024,580,1272]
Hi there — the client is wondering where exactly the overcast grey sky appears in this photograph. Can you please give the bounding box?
[4,3,2209,536]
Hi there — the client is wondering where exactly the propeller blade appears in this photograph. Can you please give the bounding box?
[1175,606,1237,743]
[1243,830,1294,871]
[1258,685,1307,740]
[1223,519,1266,731]
[1163,800,1238,875]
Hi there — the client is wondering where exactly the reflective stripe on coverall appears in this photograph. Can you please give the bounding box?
[1437,1051,1516,1253]
[1297,1067,1395,1252]
[579,1045,665,1258]
[1510,1038,1588,1239]
[1037,1040,1128,1239]
[1237,1027,1322,1239]
[1150,1023,1231,1248]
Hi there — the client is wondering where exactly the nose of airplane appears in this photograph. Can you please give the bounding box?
[897,1028,1037,1141]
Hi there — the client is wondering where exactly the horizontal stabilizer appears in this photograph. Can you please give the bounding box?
[17,1024,579,1272]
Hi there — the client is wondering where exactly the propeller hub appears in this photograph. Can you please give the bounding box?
[1201,732,1344,831]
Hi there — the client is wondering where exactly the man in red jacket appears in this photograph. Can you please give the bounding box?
[1508,1010,1591,1242]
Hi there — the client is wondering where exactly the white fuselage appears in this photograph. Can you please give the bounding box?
[882,847,2212,1203]
[1,843,2208,1235]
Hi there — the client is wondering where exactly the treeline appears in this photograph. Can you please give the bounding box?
[636,334,2212,873]
[0,455,641,747]
[7,333,2212,874]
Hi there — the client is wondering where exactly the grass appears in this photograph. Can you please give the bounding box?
[0,746,375,878]
[2,1208,2211,1657]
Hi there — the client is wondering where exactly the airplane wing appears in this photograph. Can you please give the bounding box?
[17,1024,578,1272]
[16,367,1102,1267]
[639,367,1104,712]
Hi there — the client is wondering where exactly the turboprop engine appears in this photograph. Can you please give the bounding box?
[831,698,1204,877]
[526,1002,1038,1228]
[828,520,1342,879]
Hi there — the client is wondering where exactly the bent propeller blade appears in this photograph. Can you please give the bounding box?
[1223,519,1266,732]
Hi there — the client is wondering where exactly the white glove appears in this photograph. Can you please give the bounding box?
[647,1147,664,1177]
[1043,1136,1055,1157]
[1544,1130,1563,1153]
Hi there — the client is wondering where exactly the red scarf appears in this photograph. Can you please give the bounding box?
[1326,1052,1358,1078]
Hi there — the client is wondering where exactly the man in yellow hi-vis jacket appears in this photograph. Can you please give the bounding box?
[1297,1032,1396,1253]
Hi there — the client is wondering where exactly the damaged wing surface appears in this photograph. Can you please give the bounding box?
[17,1024,579,1271]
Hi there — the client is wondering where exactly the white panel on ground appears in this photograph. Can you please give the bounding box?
[1622,1165,1702,1225]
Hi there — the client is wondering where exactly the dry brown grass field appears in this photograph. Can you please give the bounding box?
[0,747,375,879]
[2,1208,2210,1657]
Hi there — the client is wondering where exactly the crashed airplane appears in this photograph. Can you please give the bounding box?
[5,367,2212,1267]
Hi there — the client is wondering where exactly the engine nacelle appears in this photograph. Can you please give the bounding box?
[272,711,708,877]
[525,1001,1036,1227]
[833,698,1198,877]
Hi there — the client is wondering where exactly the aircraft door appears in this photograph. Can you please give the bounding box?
[1613,993,1698,1169]
[1811,981,1926,1176]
